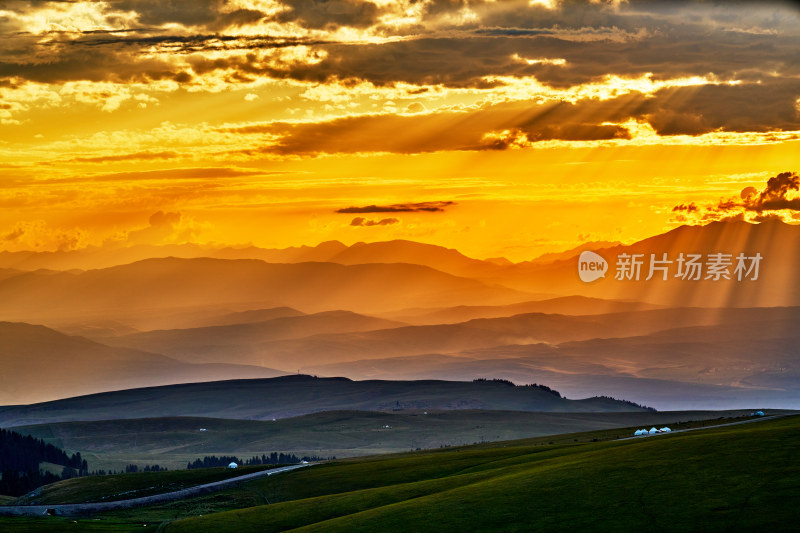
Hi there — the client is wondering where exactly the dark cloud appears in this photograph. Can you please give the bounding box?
[751,212,786,223]
[710,172,800,213]
[349,217,400,226]
[1,0,799,104]
[679,172,800,220]
[338,202,455,213]
[232,98,639,155]
[673,203,699,213]
[639,83,800,135]
[1,0,798,149]
[215,79,800,156]
[212,8,267,29]
[104,1,266,30]
[273,0,383,29]
[110,0,225,26]
[748,171,800,212]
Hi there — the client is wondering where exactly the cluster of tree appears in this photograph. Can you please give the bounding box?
[594,396,657,412]
[80,464,166,477]
[522,383,562,398]
[0,470,62,497]
[473,378,515,386]
[0,428,88,496]
[473,378,563,398]
[187,452,327,469]
[124,464,167,473]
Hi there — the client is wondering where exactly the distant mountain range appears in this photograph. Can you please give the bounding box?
[2,219,797,311]
[0,322,284,405]
[0,257,527,324]
[1,219,798,409]
[101,310,406,364]
[102,306,800,369]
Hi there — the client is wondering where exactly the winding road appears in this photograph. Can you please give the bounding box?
[0,463,312,517]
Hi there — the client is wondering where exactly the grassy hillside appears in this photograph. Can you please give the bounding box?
[1,415,797,531]
[0,375,651,427]
[13,465,272,506]
[12,410,769,471]
[161,414,800,532]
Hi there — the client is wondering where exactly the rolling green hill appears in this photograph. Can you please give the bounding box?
[2,414,796,531]
[161,414,800,532]
[12,465,273,506]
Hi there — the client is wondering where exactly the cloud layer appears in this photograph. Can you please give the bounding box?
[673,172,800,224]
[1,0,799,152]
[337,202,456,213]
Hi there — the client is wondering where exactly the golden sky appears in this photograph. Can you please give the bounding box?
[2,0,800,261]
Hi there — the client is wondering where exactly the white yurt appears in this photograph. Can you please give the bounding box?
[660,427,672,433]
[228,462,238,469]
[648,427,658,434]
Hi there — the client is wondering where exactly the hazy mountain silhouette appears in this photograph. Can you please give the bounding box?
[496,219,800,307]
[0,241,349,271]
[523,241,623,265]
[382,295,661,325]
[188,307,306,328]
[123,306,790,369]
[103,310,407,363]
[0,322,285,405]
[303,308,800,410]
[0,257,528,323]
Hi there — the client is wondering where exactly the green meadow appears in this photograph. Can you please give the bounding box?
[12,409,764,471]
[1,414,798,531]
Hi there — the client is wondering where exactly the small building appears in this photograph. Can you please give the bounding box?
[228,462,238,469]
[660,427,672,433]
[752,411,765,417]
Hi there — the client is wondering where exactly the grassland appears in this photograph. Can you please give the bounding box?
[12,465,273,506]
[1,414,797,531]
[12,409,771,471]
[163,414,800,532]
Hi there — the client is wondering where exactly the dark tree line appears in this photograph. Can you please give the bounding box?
[594,396,657,412]
[473,378,563,397]
[187,452,327,469]
[0,428,88,496]
[522,383,562,398]
[124,464,167,473]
